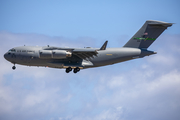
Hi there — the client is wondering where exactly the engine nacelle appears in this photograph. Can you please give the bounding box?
[52,50,72,59]
[39,50,72,59]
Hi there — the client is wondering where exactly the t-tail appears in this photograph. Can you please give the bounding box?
[123,20,173,49]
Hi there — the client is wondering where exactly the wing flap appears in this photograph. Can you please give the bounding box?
[73,52,97,60]
[73,48,98,60]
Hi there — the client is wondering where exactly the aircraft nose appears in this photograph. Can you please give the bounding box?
[4,52,11,61]
[4,53,8,60]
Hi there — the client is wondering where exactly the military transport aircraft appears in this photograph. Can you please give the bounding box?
[4,20,172,73]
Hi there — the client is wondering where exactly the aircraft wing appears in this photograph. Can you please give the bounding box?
[72,41,108,60]
[72,48,98,60]
[43,40,108,60]
[42,46,98,60]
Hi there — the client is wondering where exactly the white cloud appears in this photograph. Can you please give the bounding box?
[107,76,124,89]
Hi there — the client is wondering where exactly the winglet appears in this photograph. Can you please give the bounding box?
[100,41,108,50]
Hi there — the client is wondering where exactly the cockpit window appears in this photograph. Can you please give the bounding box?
[9,48,16,52]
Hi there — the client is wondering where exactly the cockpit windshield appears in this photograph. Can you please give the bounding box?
[9,48,16,52]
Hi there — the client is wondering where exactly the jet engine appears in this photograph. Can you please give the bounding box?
[39,50,72,59]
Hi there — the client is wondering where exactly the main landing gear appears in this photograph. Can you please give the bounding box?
[73,67,80,73]
[65,67,80,73]
[66,67,72,73]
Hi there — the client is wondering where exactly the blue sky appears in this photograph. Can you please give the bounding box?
[0,0,180,120]
[1,0,179,38]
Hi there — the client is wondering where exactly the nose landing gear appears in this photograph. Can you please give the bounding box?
[12,64,16,70]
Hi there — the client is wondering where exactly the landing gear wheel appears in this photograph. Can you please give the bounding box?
[66,69,70,73]
[65,67,72,73]
[76,67,80,72]
[73,67,80,73]
[73,69,77,73]
[12,66,16,70]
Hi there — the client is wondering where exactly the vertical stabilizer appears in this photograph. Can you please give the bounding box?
[123,20,173,49]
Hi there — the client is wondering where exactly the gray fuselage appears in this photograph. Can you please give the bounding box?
[4,46,155,70]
